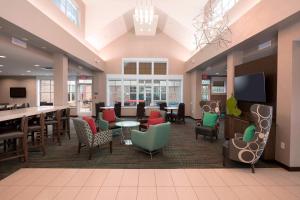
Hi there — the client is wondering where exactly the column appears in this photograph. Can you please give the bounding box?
[190,70,202,119]
[92,71,106,116]
[277,21,300,167]
[226,51,243,99]
[53,54,68,106]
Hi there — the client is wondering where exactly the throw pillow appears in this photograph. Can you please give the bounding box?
[203,112,218,128]
[82,116,97,134]
[148,117,165,125]
[103,109,116,123]
[149,111,161,119]
[243,125,256,142]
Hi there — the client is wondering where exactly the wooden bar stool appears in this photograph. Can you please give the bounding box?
[45,110,62,145]
[0,116,28,162]
[28,113,46,155]
[61,108,70,139]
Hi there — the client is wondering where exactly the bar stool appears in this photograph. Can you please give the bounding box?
[61,108,71,139]
[0,116,28,162]
[45,110,62,145]
[28,113,46,155]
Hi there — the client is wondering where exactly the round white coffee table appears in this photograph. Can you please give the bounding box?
[115,121,140,145]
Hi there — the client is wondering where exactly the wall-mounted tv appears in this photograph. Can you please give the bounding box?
[234,73,266,102]
[10,87,27,98]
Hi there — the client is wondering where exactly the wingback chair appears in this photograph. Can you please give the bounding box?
[131,122,171,159]
[223,104,273,173]
[195,102,220,142]
[73,118,112,160]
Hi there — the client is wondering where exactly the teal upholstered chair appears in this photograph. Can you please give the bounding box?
[97,112,122,136]
[131,122,171,159]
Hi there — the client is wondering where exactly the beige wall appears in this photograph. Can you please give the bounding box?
[0,0,105,71]
[277,21,300,167]
[0,76,37,106]
[99,31,191,116]
[100,31,191,74]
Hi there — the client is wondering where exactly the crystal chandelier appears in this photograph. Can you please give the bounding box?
[193,0,231,50]
[134,0,154,25]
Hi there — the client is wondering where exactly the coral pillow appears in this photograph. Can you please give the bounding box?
[103,109,116,123]
[82,116,97,134]
[148,117,165,125]
[149,111,161,119]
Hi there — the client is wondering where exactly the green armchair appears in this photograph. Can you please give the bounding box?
[131,122,171,159]
[97,112,122,136]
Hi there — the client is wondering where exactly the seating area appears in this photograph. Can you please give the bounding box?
[1,0,300,199]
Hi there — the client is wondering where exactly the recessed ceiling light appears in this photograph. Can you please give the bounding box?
[0,56,6,58]
[0,70,2,73]
[22,37,29,41]
[0,65,3,67]
[34,64,40,67]
[216,72,220,75]
[21,74,25,76]
[26,70,31,73]
[41,46,46,49]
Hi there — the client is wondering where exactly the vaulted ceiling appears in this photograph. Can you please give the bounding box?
[82,0,209,52]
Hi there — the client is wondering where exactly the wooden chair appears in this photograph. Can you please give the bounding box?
[0,116,28,162]
[45,110,62,145]
[28,113,46,155]
[61,108,71,139]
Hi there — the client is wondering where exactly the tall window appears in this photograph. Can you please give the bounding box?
[124,80,137,106]
[68,81,76,106]
[107,58,182,107]
[53,0,80,26]
[201,80,210,101]
[168,80,181,106]
[108,80,122,105]
[153,80,167,104]
[40,80,54,104]
[138,80,152,106]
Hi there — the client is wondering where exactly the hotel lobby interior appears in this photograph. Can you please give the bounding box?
[0,0,300,199]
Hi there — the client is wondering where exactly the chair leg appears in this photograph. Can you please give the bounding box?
[195,133,198,140]
[251,164,255,173]
[67,119,70,140]
[22,136,28,162]
[77,142,81,154]
[109,141,112,154]
[88,148,92,160]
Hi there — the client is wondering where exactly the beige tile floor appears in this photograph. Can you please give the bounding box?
[0,168,300,200]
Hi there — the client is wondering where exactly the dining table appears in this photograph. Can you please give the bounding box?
[0,106,69,122]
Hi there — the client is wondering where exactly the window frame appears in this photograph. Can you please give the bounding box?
[53,0,80,26]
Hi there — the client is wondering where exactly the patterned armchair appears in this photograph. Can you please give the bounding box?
[195,102,220,142]
[223,104,273,173]
[73,118,113,160]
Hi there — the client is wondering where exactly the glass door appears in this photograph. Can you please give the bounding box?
[78,79,92,115]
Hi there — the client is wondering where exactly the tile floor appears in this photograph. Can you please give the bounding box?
[0,168,299,200]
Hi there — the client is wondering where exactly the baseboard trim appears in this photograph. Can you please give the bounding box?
[276,161,300,171]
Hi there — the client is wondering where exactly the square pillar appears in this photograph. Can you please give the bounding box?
[53,54,68,106]
[226,51,243,99]
[190,70,202,119]
[92,72,106,116]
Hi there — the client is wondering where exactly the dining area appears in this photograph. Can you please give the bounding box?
[0,105,70,164]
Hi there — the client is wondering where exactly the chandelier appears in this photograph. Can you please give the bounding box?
[193,0,231,50]
[134,0,154,25]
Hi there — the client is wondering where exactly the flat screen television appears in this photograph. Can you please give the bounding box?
[234,73,266,102]
[10,87,26,98]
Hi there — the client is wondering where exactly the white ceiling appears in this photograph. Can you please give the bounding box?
[83,0,208,51]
